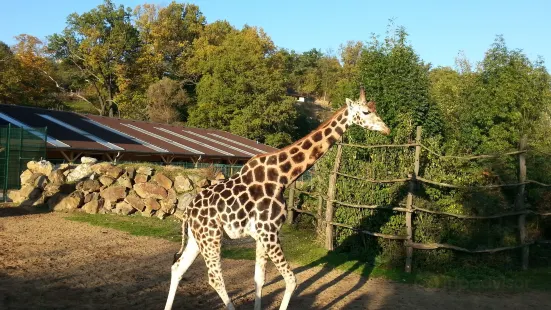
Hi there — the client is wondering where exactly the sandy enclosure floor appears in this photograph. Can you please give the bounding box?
[0,209,549,310]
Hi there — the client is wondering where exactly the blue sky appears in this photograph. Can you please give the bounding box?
[1,0,550,69]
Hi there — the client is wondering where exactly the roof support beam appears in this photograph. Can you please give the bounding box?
[160,155,175,164]
[61,151,82,163]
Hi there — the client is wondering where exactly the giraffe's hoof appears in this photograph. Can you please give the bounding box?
[173,252,182,264]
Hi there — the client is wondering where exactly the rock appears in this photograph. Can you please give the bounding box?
[137,166,153,176]
[80,156,98,164]
[29,173,49,189]
[117,176,132,189]
[99,186,127,202]
[115,201,135,215]
[188,174,202,185]
[43,184,60,198]
[160,199,176,214]
[8,185,42,204]
[211,172,226,185]
[144,197,161,210]
[99,175,115,186]
[100,198,115,213]
[27,160,53,175]
[134,173,148,183]
[84,192,99,203]
[177,192,196,211]
[161,188,177,214]
[125,167,136,179]
[47,192,66,210]
[125,193,146,212]
[82,196,102,214]
[63,169,73,177]
[105,166,123,179]
[133,183,167,200]
[19,185,43,200]
[90,162,113,175]
[173,209,185,220]
[173,175,193,193]
[66,164,93,182]
[20,170,33,185]
[48,170,66,185]
[7,190,23,203]
[215,171,226,181]
[195,178,210,188]
[167,188,177,200]
[141,206,154,217]
[156,210,168,219]
[55,163,73,172]
[76,179,101,193]
[52,191,83,212]
[153,173,173,190]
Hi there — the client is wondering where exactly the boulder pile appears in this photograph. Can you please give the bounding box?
[8,157,226,219]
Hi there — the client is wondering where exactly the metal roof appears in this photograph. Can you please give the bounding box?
[0,104,277,160]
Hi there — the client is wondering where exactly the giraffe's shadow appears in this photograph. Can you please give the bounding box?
[234,182,409,309]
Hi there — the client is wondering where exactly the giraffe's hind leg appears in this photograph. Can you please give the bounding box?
[259,231,297,310]
[164,226,200,310]
[198,225,235,310]
[254,241,269,310]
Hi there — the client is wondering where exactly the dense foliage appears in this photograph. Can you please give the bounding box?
[298,28,551,272]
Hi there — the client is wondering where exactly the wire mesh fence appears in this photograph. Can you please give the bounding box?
[0,124,47,202]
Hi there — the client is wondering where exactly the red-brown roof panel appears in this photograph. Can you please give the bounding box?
[0,104,278,159]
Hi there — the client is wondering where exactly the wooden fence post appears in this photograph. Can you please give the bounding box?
[325,143,343,250]
[405,126,422,273]
[317,195,324,233]
[286,181,296,224]
[516,134,528,270]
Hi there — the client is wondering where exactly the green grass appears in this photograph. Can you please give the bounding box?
[65,213,551,292]
[67,213,182,242]
[63,100,99,115]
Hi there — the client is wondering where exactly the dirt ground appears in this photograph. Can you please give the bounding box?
[1,208,549,310]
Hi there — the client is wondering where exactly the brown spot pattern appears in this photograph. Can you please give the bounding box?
[291,152,305,163]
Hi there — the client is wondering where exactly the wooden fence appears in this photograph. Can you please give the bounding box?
[286,126,551,272]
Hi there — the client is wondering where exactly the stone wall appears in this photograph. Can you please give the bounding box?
[8,157,225,219]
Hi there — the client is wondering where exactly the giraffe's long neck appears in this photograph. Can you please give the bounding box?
[242,106,349,186]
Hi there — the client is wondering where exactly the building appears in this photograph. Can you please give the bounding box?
[0,104,277,165]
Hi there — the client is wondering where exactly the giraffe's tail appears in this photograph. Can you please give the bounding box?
[173,220,187,264]
[173,208,190,264]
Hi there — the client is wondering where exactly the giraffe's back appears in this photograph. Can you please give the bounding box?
[188,173,286,240]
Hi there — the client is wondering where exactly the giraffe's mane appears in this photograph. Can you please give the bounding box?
[252,105,347,160]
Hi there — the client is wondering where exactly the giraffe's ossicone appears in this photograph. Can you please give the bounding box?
[164,87,390,310]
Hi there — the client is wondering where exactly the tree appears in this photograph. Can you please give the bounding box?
[186,26,298,147]
[11,34,60,106]
[358,26,441,140]
[134,2,206,83]
[146,77,188,124]
[330,41,364,108]
[454,36,551,153]
[0,41,23,104]
[47,0,139,116]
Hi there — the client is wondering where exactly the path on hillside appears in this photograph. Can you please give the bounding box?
[0,209,548,310]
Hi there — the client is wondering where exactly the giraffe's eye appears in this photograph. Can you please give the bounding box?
[362,111,370,115]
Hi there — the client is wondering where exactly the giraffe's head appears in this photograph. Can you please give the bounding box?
[345,87,390,135]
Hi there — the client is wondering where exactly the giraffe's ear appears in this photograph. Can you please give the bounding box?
[345,98,353,108]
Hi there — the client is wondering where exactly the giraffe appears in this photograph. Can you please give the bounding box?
[164,87,390,310]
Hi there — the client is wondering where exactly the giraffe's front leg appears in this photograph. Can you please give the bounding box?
[254,241,269,310]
